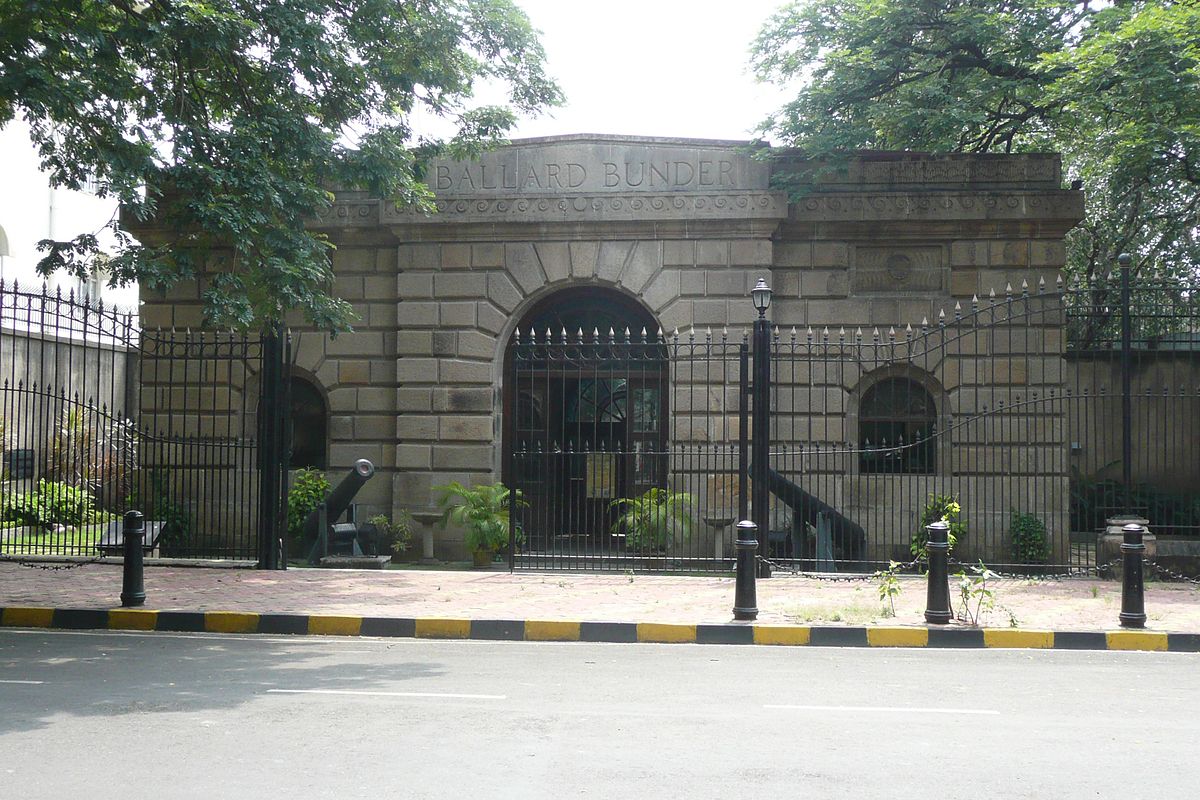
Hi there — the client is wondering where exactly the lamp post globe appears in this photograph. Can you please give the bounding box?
[751,277,772,318]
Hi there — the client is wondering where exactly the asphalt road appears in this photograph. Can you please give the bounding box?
[1,629,1197,799]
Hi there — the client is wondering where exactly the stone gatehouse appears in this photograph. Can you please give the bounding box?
[140,135,1084,561]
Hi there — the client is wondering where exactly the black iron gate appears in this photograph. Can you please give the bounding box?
[0,282,289,565]
[508,268,1199,575]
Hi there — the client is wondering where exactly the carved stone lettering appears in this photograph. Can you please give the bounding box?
[425,139,769,195]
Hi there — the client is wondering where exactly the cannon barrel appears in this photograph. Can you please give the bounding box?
[302,459,375,542]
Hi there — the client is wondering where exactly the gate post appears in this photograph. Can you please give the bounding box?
[750,278,772,578]
[1118,254,1133,516]
[256,322,287,570]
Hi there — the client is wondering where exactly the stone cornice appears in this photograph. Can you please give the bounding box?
[309,191,790,229]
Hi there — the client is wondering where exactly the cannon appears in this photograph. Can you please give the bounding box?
[303,459,377,563]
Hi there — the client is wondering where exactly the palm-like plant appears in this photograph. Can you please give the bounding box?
[434,481,524,555]
[610,488,694,551]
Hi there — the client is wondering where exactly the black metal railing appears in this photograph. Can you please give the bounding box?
[506,266,1199,575]
[0,282,289,565]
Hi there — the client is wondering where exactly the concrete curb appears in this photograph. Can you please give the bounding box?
[3,606,1198,652]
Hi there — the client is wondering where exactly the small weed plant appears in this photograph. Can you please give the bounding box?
[873,560,903,617]
[955,560,1020,627]
[956,560,998,626]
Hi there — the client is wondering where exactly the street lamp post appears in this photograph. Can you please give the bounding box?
[750,278,772,579]
[733,278,773,620]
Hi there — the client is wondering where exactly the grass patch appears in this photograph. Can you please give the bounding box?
[782,602,882,625]
[0,524,107,556]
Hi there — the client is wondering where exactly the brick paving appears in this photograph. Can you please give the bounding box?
[2,561,1199,631]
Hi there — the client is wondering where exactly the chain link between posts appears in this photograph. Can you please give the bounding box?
[2,553,110,571]
[765,555,1200,585]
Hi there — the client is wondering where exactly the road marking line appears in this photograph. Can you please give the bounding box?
[765,704,1000,715]
[266,689,506,700]
[0,679,44,685]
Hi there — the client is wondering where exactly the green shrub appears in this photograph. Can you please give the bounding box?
[910,493,966,561]
[2,479,98,528]
[610,488,694,551]
[287,468,330,546]
[435,481,524,554]
[366,512,414,556]
[1009,511,1050,564]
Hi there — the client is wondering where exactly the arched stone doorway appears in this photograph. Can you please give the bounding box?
[503,286,668,551]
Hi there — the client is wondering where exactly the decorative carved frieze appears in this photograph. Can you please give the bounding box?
[383,191,788,224]
[852,246,944,294]
[788,191,1083,222]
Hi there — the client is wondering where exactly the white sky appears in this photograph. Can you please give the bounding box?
[484,0,794,142]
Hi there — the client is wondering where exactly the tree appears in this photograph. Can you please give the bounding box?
[751,1,1200,301]
[0,0,562,330]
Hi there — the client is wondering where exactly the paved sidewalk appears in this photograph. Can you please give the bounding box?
[1,560,1198,632]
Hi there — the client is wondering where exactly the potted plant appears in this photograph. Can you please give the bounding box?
[434,481,524,567]
[364,511,415,562]
[610,488,694,553]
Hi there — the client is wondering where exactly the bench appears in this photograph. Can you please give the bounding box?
[96,519,165,556]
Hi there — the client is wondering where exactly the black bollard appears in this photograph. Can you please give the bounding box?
[732,520,759,621]
[1119,522,1147,629]
[924,520,952,624]
[120,511,146,608]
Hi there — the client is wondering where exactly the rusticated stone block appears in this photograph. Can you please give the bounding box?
[432,444,493,471]
[439,301,476,327]
[471,243,504,268]
[664,240,695,266]
[731,240,772,266]
[812,242,849,267]
[396,387,433,412]
[570,242,600,279]
[395,415,437,440]
[337,361,371,385]
[505,242,545,295]
[697,241,729,266]
[396,357,438,383]
[435,272,487,299]
[395,444,432,469]
[439,359,492,384]
[477,302,509,335]
[442,243,472,269]
[440,416,493,442]
[433,387,493,413]
[535,242,571,283]
[396,330,433,355]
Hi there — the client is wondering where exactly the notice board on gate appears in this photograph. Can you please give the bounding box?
[586,453,614,498]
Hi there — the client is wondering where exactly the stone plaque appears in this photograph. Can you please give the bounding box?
[852,246,944,294]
